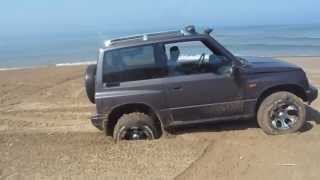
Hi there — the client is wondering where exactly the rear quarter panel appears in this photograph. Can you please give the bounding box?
[94,48,166,116]
[95,78,166,115]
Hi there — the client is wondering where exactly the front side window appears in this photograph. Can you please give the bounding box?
[103,45,166,84]
[165,41,232,76]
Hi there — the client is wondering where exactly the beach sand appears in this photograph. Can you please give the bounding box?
[0,57,319,180]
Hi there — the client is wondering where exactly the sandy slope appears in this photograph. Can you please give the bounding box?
[0,57,319,180]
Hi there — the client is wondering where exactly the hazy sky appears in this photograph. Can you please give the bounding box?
[1,0,320,35]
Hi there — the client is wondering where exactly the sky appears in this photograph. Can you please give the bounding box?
[1,0,320,36]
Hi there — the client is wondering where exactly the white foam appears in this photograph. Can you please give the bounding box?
[0,61,96,71]
[0,67,23,71]
[0,66,38,71]
[55,61,96,67]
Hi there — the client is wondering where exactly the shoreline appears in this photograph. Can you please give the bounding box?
[0,56,320,72]
[0,61,96,71]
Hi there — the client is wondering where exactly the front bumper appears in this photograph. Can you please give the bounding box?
[306,84,318,104]
[90,114,108,130]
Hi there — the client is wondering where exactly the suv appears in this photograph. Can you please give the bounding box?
[85,26,318,141]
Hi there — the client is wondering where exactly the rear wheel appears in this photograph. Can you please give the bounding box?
[113,112,160,142]
[257,91,306,135]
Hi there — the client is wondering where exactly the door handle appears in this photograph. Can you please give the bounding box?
[172,86,183,91]
[104,82,120,87]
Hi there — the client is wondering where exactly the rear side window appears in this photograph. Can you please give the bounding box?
[103,45,166,84]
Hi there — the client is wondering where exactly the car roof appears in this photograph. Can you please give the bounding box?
[101,26,211,51]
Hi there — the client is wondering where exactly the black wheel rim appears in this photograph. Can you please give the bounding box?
[119,126,154,140]
[269,100,300,130]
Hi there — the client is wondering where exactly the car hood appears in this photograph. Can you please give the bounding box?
[240,56,301,74]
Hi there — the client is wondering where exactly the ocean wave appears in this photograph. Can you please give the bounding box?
[0,67,28,71]
[269,36,320,40]
[226,43,320,48]
[0,61,96,71]
[55,61,96,67]
[215,34,320,40]
[0,66,42,71]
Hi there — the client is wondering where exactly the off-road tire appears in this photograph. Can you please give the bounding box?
[85,64,96,104]
[257,91,306,135]
[113,112,160,142]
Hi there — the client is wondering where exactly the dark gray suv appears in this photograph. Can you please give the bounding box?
[85,26,318,141]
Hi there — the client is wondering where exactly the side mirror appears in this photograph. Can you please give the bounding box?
[227,63,238,77]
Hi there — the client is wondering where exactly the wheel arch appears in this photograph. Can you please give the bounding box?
[105,103,163,137]
[255,84,307,112]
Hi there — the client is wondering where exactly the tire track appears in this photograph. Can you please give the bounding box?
[174,140,215,180]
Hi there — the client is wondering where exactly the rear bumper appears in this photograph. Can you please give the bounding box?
[90,114,108,130]
[306,84,318,104]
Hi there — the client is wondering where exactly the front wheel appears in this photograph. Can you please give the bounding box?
[113,112,160,142]
[257,91,306,135]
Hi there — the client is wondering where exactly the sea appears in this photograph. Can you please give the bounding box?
[1,24,320,69]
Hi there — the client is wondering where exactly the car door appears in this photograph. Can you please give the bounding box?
[162,40,243,122]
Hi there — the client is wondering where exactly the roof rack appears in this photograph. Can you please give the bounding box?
[104,25,200,47]
[104,30,183,47]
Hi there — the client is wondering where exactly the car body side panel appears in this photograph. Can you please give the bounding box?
[91,32,315,130]
[243,70,308,100]
[163,73,244,122]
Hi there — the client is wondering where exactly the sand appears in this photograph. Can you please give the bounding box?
[0,57,319,180]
